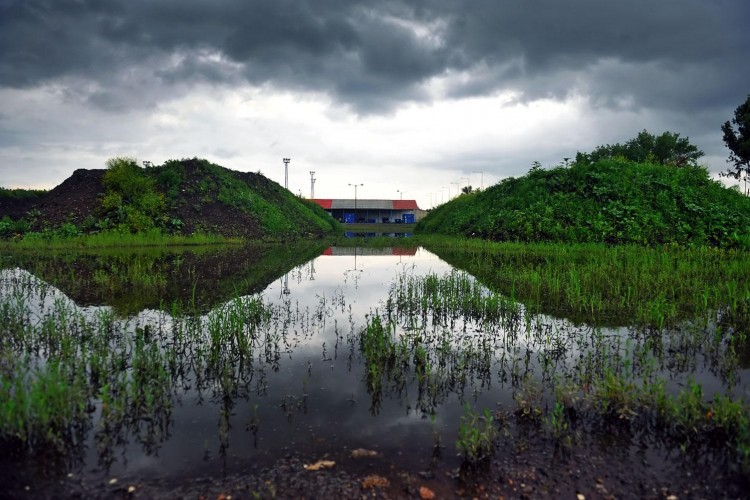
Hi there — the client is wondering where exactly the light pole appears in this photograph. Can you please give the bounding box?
[461,177,469,193]
[283,158,290,190]
[309,171,316,199]
[348,183,363,223]
[441,186,447,203]
[451,182,459,199]
[396,189,405,200]
[473,170,483,190]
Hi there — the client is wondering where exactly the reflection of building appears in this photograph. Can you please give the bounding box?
[322,247,418,256]
[311,199,424,223]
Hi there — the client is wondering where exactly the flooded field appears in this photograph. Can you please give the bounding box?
[1,242,749,497]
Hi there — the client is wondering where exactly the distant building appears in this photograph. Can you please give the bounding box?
[311,199,424,223]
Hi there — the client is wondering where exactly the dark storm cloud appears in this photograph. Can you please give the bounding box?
[0,0,747,113]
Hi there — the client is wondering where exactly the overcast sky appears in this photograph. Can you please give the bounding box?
[1,0,747,208]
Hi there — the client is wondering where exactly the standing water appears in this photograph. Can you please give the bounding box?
[1,244,748,497]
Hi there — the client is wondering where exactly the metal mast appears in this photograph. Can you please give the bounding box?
[283,158,290,190]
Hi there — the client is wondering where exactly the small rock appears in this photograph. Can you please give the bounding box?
[109,478,118,485]
[361,475,390,489]
[303,460,336,471]
[419,485,436,499]
[577,494,585,500]
[351,448,379,458]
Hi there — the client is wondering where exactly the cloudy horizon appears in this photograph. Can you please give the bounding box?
[1,0,747,208]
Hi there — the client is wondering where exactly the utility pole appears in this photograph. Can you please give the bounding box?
[309,171,316,199]
[473,170,484,190]
[283,158,290,190]
[396,189,405,200]
[348,183,363,223]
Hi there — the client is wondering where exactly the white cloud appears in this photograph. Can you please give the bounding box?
[0,80,734,208]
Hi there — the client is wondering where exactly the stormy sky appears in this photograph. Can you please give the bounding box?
[0,0,747,207]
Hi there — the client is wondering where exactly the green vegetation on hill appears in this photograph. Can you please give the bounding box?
[0,157,340,243]
[575,129,704,167]
[153,158,339,236]
[416,158,750,248]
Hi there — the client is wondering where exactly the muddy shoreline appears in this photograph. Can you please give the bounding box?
[4,422,748,499]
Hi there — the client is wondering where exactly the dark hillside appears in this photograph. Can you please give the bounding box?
[0,158,339,240]
[416,159,750,247]
[0,187,47,220]
[153,158,338,238]
[30,169,105,229]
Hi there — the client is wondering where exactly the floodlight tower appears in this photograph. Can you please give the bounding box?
[348,183,363,222]
[473,171,484,190]
[282,158,291,190]
[310,171,316,199]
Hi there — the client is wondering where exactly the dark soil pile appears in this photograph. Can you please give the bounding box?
[0,159,337,239]
[28,168,106,229]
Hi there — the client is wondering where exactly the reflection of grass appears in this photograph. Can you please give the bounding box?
[1,241,327,315]
[420,236,750,329]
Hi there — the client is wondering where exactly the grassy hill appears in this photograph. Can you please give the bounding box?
[416,158,750,248]
[0,157,340,241]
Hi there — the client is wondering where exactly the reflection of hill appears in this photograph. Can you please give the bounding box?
[0,242,326,316]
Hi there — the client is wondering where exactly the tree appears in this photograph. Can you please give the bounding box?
[721,94,750,195]
[461,185,474,194]
[575,130,704,167]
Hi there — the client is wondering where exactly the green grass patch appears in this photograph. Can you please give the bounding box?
[417,159,750,248]
[0,228,239,249]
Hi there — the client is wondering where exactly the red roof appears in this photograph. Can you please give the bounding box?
[392,247,418,256]
[312,199,333,209]
[393,200,419,210]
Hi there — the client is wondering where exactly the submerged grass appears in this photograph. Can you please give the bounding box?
[418,235,750,329]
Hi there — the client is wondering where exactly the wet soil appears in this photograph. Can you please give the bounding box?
[4,421,747,499]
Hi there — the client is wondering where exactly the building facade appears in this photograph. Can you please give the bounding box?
[311,199,422,223]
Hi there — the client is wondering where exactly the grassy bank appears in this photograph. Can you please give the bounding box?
[0,228,240,249]
[417,159,750,248]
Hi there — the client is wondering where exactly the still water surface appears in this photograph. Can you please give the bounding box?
[1,244,747,486]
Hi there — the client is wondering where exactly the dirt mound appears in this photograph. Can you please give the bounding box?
[1,159,337,239]
[31,169,106,229]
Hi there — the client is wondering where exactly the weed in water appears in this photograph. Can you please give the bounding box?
[456,404,497,463]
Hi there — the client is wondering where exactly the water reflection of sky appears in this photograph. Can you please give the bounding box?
[92,246,466,482]
[2,246,748,486]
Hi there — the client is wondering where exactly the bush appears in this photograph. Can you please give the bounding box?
[101,157,164,232]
